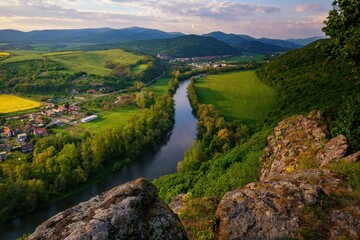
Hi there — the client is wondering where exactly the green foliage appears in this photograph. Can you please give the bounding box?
[323,0,360,66]
[177,194,217,240]
[154,129,268,203]
[135,90,155,108]
[329,160,360,198]
[257,40,360,151]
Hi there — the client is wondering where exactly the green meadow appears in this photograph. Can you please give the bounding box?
[195,70,276,125]
[1,49,146,76]
[77,106,140,132]
[132,64,148,74]
[147,78,170,96]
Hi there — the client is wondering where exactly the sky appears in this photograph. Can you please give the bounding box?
[0,0,333,39]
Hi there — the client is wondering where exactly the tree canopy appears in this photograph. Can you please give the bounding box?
[323,0,360,65]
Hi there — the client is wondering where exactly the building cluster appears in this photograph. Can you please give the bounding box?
[189,62,235,70]
[0,104,90,161]
[158,54,233,62]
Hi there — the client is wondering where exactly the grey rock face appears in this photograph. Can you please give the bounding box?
[29,178,188,240]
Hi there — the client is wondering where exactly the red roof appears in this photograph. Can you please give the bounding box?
[34,128,47,136]
[4,127,11,135]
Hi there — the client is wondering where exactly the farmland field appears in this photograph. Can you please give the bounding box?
[147,78,170,96]
[0,94,41,113]
[1,49,146,76]
[0,52,10,58]
[77,106,140,132]
[195,70,276,125]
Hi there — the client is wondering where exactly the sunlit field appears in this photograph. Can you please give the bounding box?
[0,94,41,113]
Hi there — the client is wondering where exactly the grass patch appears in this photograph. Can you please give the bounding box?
[147,78,170,96]
[329,160,360,199]
[77,105,140,132]
[0,94,41,113]
[227,54,265,63]
[132,64,148,74]
[195,70,276,125]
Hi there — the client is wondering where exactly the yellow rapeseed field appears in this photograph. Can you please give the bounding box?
[0,51,10,57]
[0,94,41,113]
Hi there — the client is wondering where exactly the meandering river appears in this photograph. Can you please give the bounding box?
[1,79,197,240]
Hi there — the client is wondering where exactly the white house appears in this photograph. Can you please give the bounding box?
[81,115,98,123]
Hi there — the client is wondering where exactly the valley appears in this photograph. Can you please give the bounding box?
[1,1,360,238]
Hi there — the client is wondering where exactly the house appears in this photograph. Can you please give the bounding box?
[29,113,37,119]
[17,133,27,142]
[34,128,47,137]
[21,144,34,153]
[87,89,97,94]
[58,105,68,113]
[4,127,12,137]
[81,115,98,123]
[46,110,56,117]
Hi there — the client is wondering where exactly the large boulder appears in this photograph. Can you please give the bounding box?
[29,178,188,240]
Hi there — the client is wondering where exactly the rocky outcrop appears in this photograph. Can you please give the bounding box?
[29,178,188,240]
[216,177,323,239]
[216,111,360,240]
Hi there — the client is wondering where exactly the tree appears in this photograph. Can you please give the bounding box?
[323,0,360,65]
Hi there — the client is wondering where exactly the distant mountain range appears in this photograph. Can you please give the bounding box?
[0,27,324,57]
[0,27,183,44]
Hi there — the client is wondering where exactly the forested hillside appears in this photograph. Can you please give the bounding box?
[257,40,360,151]
[119,35,240,58]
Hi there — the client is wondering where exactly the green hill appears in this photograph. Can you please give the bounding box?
[119,35,240,58]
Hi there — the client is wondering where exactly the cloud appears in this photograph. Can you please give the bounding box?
[107,0,280,20]
[0,0,328,38]
[296,4,324,13]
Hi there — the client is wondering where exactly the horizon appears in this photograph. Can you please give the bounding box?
[0,0,332,39]
[0,26,325,40]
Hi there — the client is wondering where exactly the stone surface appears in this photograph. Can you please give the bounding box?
[29,178,188,240]
[329,205,360,240]
[344,151,360,163]
[260,111,328,180]
[316,134,348,167]
[216,111,360,240]
[216,175,323,240]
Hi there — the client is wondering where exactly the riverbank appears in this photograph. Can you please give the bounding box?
[1,78,197,240]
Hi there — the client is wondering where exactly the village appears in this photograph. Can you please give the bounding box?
[0,100,99,162]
